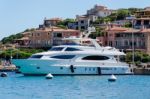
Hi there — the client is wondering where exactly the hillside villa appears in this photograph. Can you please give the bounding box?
[15,26,80,48]
[97,25,150,54]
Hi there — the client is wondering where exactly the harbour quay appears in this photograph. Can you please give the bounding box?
[133,63,150,75]
[0,65,17,72]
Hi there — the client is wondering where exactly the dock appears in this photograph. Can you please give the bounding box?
[134,68,150,75]
[0,65,17,72]
[133,63,150,75]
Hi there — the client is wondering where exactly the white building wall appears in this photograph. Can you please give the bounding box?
[97,11,112,17]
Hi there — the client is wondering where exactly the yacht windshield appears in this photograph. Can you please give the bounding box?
[65,47,82,51]
[29,55,43,59]
[49,47,64,51]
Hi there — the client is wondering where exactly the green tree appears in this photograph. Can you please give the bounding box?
[124,22,132,28]
[109,13,117,21]
[0,48,45,59]
[57,18,75,26]
[1,33,23,44]
[116,9,129,20]
[89,27,105,38]
[125,51,150,64]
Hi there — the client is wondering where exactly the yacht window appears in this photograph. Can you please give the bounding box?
[49,47,64,51]
[82,55,109,60]
[89,68,91,71]
[51,55,75,59]
[65,47,81,51]
[30,55,43,58]
[85,68,87,71]
[93,68,95,71]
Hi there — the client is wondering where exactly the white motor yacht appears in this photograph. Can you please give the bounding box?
[12,38,132,75]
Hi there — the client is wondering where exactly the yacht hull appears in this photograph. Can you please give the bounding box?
[12,59,132,75]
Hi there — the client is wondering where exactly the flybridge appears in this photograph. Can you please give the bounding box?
[62,37,120,52]
[62,37,102,50]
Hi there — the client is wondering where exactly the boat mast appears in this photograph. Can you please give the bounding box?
[132,18,135,65]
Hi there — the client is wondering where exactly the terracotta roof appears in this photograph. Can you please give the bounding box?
[31,26,79,33]
[31,29,48,33]
[106,27,128,31]
[106,27,149,33]
[108,28,150,33]
[136,18,150,20]
[123,29,139,33]
[140,29,150,33]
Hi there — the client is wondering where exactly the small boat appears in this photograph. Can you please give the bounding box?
[108,74,117,82]
[45,73,53,79]
[0,72,8,77]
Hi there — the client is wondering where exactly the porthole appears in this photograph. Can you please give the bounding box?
[89,68,91,71]
[122,68,125,70]
[16,66,21,69]
[93,68,95,71]
[37,67,40,69]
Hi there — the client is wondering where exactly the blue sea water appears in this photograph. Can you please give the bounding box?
[0,73,150,99]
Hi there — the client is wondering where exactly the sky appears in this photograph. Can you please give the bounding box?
[0,0,150,40]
